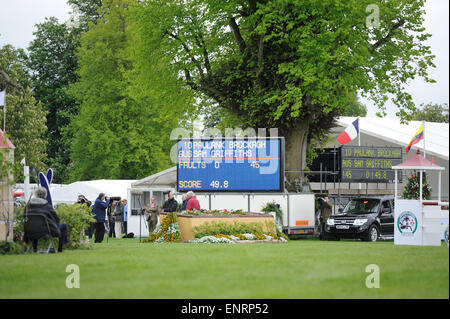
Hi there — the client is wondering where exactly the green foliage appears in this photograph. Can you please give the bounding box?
[409,103,449,123]
[67,0,195,181]
[261,201,283,221]
[56,203,95,249]
[0,241,26,255]
[0,45,48,181]
[402,173,432,200]
[192,220,277,238]
[27,17,80,183]
[134,0,435,174]
[13,205,25,241]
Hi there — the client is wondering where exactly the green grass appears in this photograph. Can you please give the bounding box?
[0,238,448,299]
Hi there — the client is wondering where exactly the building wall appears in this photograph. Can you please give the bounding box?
[309,132,449,201]
[0,147,14,242]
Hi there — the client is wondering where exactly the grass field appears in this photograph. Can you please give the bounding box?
[0,238,448,299]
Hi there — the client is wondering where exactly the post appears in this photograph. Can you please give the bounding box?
[438,171,441,203]
[394,169,398,199]
[422,121,426,159]
[358,116,361,191]
[419,170,423,202]
[2,88,6,132]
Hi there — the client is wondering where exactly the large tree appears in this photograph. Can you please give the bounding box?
[27,17,80,183]
[68,0,195,181]
[134,0,435,189]
[0,45,47,181]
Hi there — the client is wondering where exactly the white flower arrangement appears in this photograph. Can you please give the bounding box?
[189,236,234,244]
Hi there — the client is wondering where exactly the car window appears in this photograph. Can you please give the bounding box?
[381,200,391,213]
[342,199,380,214]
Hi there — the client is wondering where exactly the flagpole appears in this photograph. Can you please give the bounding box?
[422,121,426,158]
[358,117,361,192]
[2,88,5,132]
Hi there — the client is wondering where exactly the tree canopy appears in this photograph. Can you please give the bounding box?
[67,0,195,181]
[133,0,435,188]
[0,45,48,181]
[410,102,449,123]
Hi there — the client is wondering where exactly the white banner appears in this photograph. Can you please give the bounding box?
[0,90,5,106]
[394,199,422,246]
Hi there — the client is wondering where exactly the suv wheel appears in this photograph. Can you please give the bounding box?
[363,225,379,242]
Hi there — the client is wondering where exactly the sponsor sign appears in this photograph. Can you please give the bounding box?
[394,199,422,246]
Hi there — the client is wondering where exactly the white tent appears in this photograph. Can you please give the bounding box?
[49,180,137,205]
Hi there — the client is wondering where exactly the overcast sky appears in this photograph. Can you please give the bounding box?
[0,0,448,118]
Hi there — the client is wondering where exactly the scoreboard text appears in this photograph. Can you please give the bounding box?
[177,138,284,192]
[341,146,402,182]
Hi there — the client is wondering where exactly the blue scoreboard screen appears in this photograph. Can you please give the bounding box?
[177,138,284,192]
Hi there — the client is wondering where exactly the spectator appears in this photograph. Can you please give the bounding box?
[163,191,178,212]
[25,187,68,252]
[107,201,116,238]
[181,194,188,211]
[186,191,200,211]
[122,199,128,235]
[114,199,124,237]
[145,196,160,233]
[92,193,110,243]
[77,195,94,238]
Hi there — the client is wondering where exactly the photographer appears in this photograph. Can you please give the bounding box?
[92,193,110,243]
[77,195,94,238]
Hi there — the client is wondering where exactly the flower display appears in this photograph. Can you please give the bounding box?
[188,233,288,243]
[402,173,432,200]
[142,212,181,243]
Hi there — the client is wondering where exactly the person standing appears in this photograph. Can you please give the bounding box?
[145,196,160,233]
[92,193,110,243]
[122,199,128,235]
[163,191,178,212]
[107,201,116,238]
[186,191,200,211]
[319,196,333,240]
[77,195,94,238]
[114,199,124,238]
[181,194,188,211]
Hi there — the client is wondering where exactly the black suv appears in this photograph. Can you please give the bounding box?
[324,196,394,242]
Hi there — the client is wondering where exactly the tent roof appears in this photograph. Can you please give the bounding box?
[131,166,177,188]
[392,149,445,170]
[50,179,137,203]
[335,117,449,160]
[0,128,15,149]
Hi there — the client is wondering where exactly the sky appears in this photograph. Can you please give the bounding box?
[0,0,448,118]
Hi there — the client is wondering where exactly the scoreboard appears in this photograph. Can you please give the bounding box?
[341,146,403,182]
[177,138,284,192]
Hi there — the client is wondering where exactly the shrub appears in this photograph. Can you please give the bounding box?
[192,220,277,238]
[261,201,283,222]
[56,203,96,249]
[0,241,27,255]
[143,212,181,243]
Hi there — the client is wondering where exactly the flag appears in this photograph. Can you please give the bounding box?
[405,123,424,155]
[337,118,359,145]
[0,90,5,106]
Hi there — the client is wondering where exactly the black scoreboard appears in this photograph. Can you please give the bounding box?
[308,146,403,183]
[341,146,402,182]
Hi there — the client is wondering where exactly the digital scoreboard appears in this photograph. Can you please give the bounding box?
[341,146,403,182]
[177,138,284,192]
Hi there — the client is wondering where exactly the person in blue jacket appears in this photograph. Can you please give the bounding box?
[92,193,110,243]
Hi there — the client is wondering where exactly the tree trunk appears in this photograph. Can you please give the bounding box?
[284,123,308,192]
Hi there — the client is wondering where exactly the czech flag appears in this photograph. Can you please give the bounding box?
[337,118,359,145]
[405,123,424,155]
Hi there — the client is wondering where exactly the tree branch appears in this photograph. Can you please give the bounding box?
[370,18,405,54]
[168,32,204,78]
[229,17,246,53]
